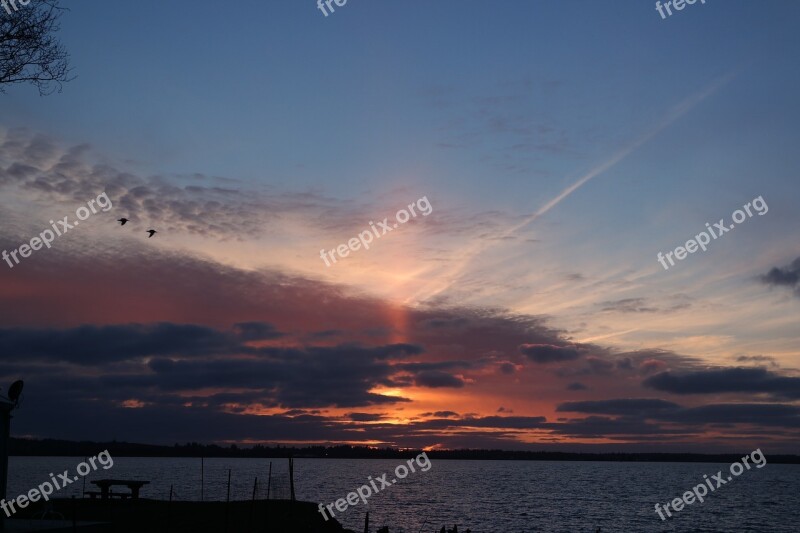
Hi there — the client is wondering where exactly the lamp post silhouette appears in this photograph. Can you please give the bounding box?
[0,380,23,532]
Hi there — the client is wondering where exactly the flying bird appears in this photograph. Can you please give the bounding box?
[117,218,129,225]
[146,229,157,238]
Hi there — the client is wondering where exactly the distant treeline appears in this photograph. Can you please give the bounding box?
[10,438,800,464]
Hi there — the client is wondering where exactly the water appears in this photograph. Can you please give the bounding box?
[7,457,800,532]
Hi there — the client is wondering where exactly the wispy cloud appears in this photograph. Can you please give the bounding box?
[408,72,738,305]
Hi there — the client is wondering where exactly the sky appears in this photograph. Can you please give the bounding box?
[1,0,799,453]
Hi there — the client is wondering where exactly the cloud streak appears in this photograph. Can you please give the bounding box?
[409,72,738,304]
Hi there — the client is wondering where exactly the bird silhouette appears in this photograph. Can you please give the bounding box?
[146,229,157,238]
[117,218,129,225]
[7,379,24,405]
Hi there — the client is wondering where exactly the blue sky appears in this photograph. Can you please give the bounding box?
[5,1,799,196]
[1,0,800,450]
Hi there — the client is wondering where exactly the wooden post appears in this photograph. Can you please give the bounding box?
[81,457,87,498]
[288,457,295,502]
[200,457,204,502]
[249,477,258,530]
[224,469,231,533]
[264,463,272,532]
[167,484,173,532]
[71,495,76,533]
[266,461,271,500]
[364,511,369,533]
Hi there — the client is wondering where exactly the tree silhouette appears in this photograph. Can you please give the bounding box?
[0,0,71,95]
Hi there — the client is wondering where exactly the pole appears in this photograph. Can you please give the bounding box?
[266,462,271,500]
[200,457,204,502]
[82,457,87,498]
[224,469,231,533]
[364,511,369,533]
[264,462,272,532]
[0,402,13,533]
[167,484,173,532]
[288,457,295,502]
[249,477,257,529]
[226,469,232,503]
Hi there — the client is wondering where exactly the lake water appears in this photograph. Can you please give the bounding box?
[7,456,800,532]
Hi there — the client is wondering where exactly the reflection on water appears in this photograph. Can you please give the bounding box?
[8,457,800,532]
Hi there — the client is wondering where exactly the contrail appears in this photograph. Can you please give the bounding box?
[577,328,640,344]
[409,72,738,305]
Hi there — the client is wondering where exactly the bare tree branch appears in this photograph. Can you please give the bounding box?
[0,0,72,95]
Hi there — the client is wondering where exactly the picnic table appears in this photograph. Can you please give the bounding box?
[88,479,150,500]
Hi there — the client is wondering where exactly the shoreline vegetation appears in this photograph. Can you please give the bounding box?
[10,438,800,464]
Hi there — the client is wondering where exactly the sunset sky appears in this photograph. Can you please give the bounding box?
[1,0,799,452]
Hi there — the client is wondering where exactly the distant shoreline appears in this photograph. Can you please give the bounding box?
[10,437,800,464]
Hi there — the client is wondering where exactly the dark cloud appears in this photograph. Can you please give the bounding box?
[518,344,581,363]
[599,296,692,314]
[413,370,465,388]
[232,322,284,341]
[417,415,547,430]
[0,326,423,408]
[616,358,633,370]
[550,400,800,440]
[554,355,618,378]
[586,356,614,373]
[8,389,553,447]
[545,416,683,439]
[556,399,681,416]
[760,257,800,299]
[1,145,797,451]
[12,397,360,444]
[9,366,800,449]
[0,323,256,365]
[643,368,800,399]
[0,219,592,445]
[566,382,587,391]
[599,298,658,313]
[144,343,422,407]
[395,361,473,372]
[658,403,800,427]
[497,361,517,374]
[305,330,342,341]
[346,413,386,422]
[760,257,800,289]
[736,355,775,363]
[736,355,779,368]
[280,409,314,416]
[420,317,469,330]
